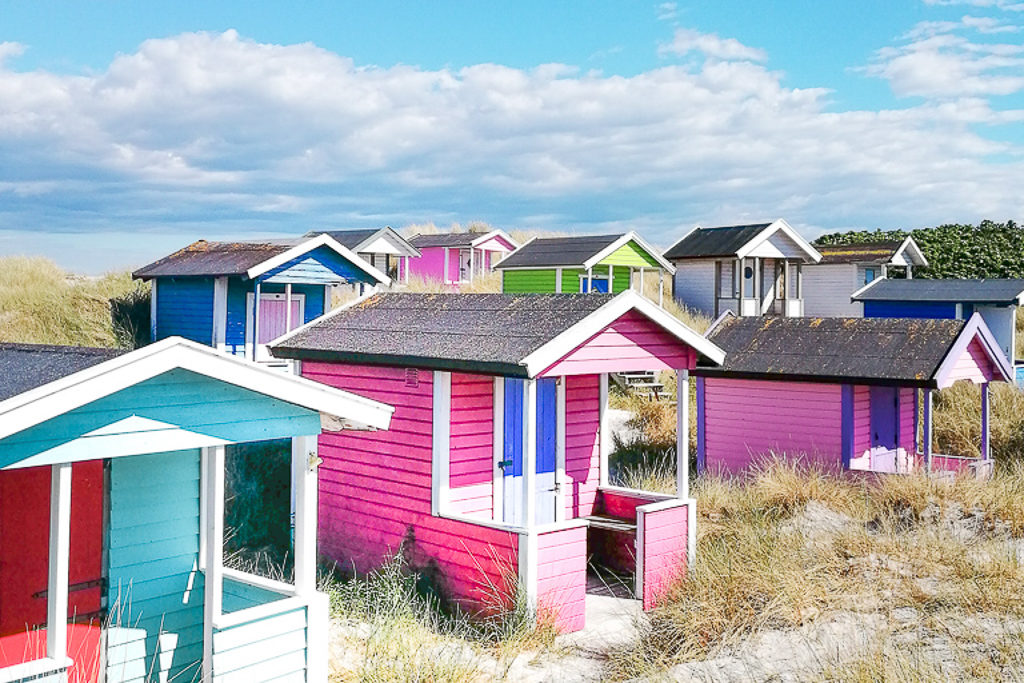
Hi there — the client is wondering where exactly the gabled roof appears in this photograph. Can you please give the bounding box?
[495,231,676,273]
[0,337,394,457]
[696,313,1012,388]
[663,219,821,263]
[852,277,1024,305]
[133,234,390,284]
[816,237,928,267]
[409,229,517,250]
[0,343,124,401]
[271,291,723,377]
[306,227,421,258]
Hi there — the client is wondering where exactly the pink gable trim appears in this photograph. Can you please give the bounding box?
[539,310,696,377]
[474,234,516,252]
[940,336,999,387]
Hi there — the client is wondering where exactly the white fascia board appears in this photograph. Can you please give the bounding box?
[268,286,380,349]
[520,290,726,377]
[894,236,928,268]
[849,276,886,302]
[582,231,677,274]
[736,219,822,263]
[247,234,391,286]
[354,227,422,258]
[0,337,394,446]
[470,229,519,251]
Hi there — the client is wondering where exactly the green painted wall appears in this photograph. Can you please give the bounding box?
[502,269,558,293]
[501,238,662,294]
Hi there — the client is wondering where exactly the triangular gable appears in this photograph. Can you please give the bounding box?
[355,227,421,258]
[470,230,518,252]
[584,232,676,273]
[934,314,1012,389]
[888,237,929,268]
[248,234,390,285]
[738,220,822,263]
[259,244,383,285]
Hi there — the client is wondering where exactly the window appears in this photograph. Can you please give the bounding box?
[864,268,876,285]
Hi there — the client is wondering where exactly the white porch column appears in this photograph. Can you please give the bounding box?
[638,267,645,295]
[555,377,567,523]
[47,462,72,662]
[443,247,450,283]
[587,267,593,293]
[292,436,319,596]
[284,283,293,334]
[923,389,933,472]
[981,382,991,461]
[404,256,410,283]
[431,371,452,516]
[599,373,610,487]
[907,265,914,279]
[203,445,226,682]
[676,370,690,498]
[522,379,537,527]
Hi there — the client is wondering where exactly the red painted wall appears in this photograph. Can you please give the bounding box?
[639,503,688,611]
[302,362,518,611]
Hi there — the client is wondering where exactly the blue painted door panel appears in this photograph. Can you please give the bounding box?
[503,379,524,477]
[583,278,610,293]
[502,378,558,525]
[870,386,898,449]
[536,379,557,475]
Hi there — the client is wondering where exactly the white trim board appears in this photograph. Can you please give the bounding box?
[246,233,391,286]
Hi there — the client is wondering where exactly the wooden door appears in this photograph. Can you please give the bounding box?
[534,379,558,525]
[502,379,558,526]
[870,386,899,450]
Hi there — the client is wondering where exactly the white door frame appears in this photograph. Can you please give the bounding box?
[246,291,306,361]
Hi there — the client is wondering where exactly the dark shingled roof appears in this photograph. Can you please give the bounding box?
[816,241,903,265]
[495,234,623,269]
[852,278,1024,304]
[696,316,966,387]
[272,293,616,376]
[664,223,771,260]
[133,239,301,279]
[308,229,381,250]
[409,233,483,249]
[0,343,123,401]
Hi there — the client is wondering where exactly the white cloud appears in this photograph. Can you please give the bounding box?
[659,28,768,62]
[656,2,678,22]
[923,0,1024,10]
[0,30,1020,272]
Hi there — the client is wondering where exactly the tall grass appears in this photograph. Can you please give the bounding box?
[933,381,1024,462]
[0,256,147,348]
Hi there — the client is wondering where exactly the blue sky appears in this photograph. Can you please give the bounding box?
[1,0,1022,272]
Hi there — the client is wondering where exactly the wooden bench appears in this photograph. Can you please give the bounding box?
[584,514,637,533]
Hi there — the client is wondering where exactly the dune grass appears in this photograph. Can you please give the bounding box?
[0,256,147,348]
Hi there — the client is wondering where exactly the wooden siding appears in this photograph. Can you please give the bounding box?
[944,336,999,385]
[154,277,214,344]
[899,387,917,453]
[672,261,715,316]
[0,369,321,469]
[224,280,325,353]
[600,241,661,269]
[502,269,558,293]
[564,375,601,519]
[611,266,631,294]
[535,525,587,632]
[449,373,494,519]
[703,378,843,473]
[852,385,871,458]
[801,264,862,317]
[407,247,448,283]
[540,310,696,377]
[105,450,204,683]
[639,502,687,611]
[864,300,958,319]
[212,606,308,683]
[302,362,519,610]
[260,245,376,285]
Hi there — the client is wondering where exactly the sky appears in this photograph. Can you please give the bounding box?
[1,1,1022,272]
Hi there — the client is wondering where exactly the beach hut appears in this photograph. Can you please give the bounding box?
[271,291,724,632]
[802,238,928,317]
[0,338,393,683]
[403,230,518,285]
[853,278,1024,385]
[664,219,822,318]
[306,227,420,283]
[494,232,675,302]
[693,314,1012,477]
[134,234,389,363]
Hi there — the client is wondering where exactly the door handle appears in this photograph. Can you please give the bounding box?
[497,459,514,468]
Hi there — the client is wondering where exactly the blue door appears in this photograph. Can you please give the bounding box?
[502,378,558,525]
[582,278,609,293]
[869,386,899,450]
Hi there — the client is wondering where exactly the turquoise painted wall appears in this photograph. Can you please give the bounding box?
[105,450,204,683]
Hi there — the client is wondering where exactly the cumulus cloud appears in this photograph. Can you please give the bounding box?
[923,0,1024,10]
[658,28,768,62]
[0,29,1020,272]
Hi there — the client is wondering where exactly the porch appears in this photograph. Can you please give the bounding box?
[713,256,804,317]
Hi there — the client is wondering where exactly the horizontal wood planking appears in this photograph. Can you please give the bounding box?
[449,373,494,520]
[212,606,307,682]
[541,311,696,377]
[599,488,663,520]
[260,245,376,285]
[852,385,871,458]
[502,269,558,293]
[640,503,687,611]
[802,264,862,317]
[225,280,326,352]
[406,247,448,282]
[303,361,520,610]
[945,336,998,385]
[601,241,661,269]
[863,300,957,319]
[106,450,204,683]
[535,525,587,632]
[671,261,715,316]
[704,378,843,473]
[900,387,916,453]
[564,375,600,519]
[154,276,215,344]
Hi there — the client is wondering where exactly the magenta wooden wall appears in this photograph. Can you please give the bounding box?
[703,378,843,473]
[302,362,518,610]
[639,503,688,611]
[449,373,494,518]
[899,387,916,453]
[405,247,449,282]
[540,310,696,377]
[535,525,587,632]
[564,374,601,519]
[852,385,871,457]
[944,337,999,385]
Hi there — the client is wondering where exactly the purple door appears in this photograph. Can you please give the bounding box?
[869,386,898,449]
[258,296,303,343]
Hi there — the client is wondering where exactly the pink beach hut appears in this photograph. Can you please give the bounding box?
[693,314,1013,477]
[271,291,724,632]
[404,230,518,285]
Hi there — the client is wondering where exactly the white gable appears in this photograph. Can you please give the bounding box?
[745,230,815,259]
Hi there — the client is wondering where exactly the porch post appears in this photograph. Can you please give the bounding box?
[555,376,567,522]
[443,247,450,283]
[251,280,262,361]
[599,373,610,487]
[659,270,665,307]
[587,267,593,293]
[523,378,537,527]
[981,382,991,461]
[46,462,72,662]
[203,445,225,683]
[284,282,293,334]
[676,370,690,498]
[492,377,505,522]
[404,256,410,283]
[638,266,644,294]
[292,435,319,596]
[923,389,933,473]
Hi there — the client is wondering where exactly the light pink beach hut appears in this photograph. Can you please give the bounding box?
[404,230,518,285]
